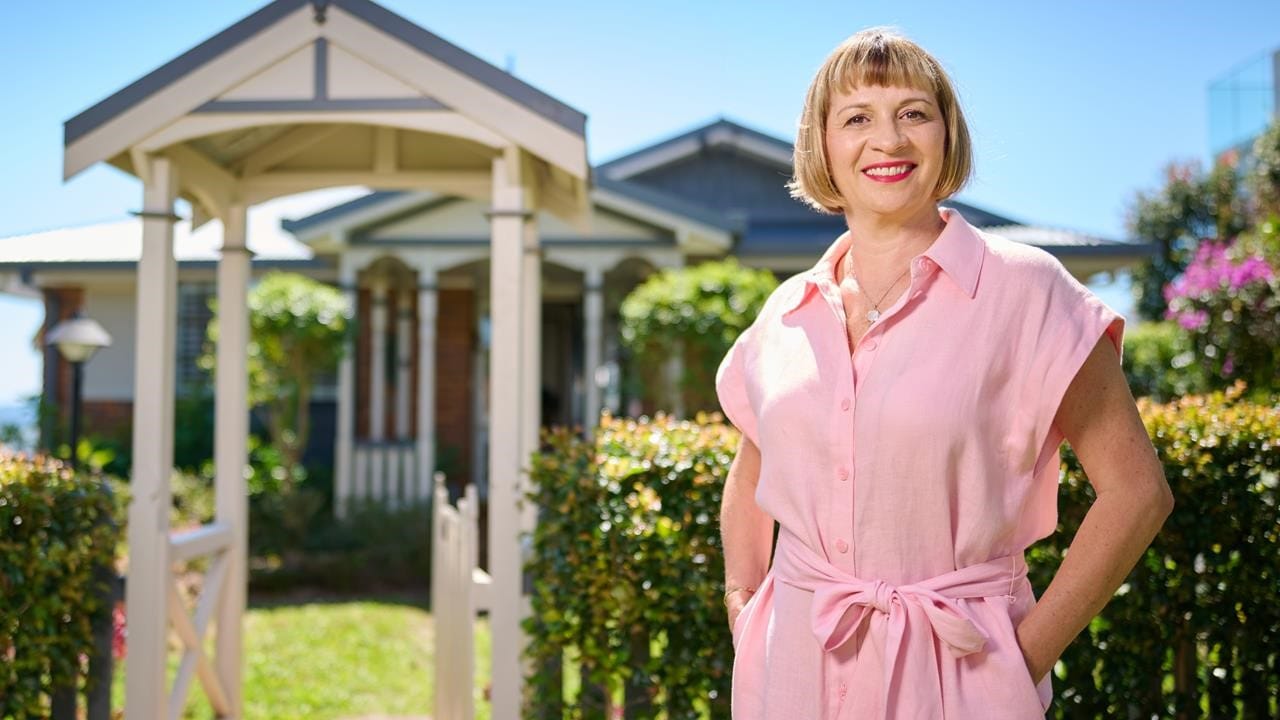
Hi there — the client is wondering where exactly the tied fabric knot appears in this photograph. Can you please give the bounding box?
[772,529,1029,720]
[810,577,990,657]
[871,579,895,614]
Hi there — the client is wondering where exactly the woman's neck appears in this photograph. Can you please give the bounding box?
[840,203,947,274]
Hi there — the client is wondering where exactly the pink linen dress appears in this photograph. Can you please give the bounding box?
[716,206,1125,719]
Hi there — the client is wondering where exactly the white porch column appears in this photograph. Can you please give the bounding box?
[125,154,178,720]
[395,288,413,441]
[519,219,540,535]
[334,260,356,517]
[416,269,438,502]
[583,265,604,439]
[214,202,251,718]
[369,281,388,501]
[370,281,388,442]
[488,152,534,719]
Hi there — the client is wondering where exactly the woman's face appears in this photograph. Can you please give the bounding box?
[824,83,947,222]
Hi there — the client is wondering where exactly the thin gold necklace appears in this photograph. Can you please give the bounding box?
[841,248,910,322]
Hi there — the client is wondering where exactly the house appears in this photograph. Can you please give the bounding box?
[0,117,1152,505]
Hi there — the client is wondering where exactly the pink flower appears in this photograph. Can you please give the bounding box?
[1172,309,1209,331]
[1164,240,1275,305]
[113,601,127,661]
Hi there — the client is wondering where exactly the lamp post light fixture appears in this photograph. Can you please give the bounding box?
[45,313,112,470]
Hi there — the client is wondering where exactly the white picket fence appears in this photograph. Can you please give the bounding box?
[431,471,492,720]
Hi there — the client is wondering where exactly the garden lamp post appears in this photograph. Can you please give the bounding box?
[46,314,112,470]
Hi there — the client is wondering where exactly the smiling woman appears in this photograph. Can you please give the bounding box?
[718,26,1172,720]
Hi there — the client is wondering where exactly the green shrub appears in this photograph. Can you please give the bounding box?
[523,413,736,719]
[1122,321,1210,401]
[620,259,776,415]
[1029,381,1279,718]
[0,453,123,719]
[249,498,433,595]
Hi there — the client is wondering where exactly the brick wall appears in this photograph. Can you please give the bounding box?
[82,400,132,447]
[435,288,474,489]
[353,284,476,489]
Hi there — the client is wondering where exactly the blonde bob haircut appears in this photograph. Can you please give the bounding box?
[788,27,974,215]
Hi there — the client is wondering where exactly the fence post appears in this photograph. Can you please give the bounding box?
[87,574,123,720]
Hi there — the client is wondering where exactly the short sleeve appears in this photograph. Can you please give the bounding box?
[715,324,760,448]
[1022,259,1126,478]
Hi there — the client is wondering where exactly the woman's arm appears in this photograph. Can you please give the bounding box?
[720,435,775,629]
[1015,334,1175,684]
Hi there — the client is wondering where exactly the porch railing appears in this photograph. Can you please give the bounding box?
[349,439,426,509]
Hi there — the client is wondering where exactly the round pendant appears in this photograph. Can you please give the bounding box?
[866,309,880,322]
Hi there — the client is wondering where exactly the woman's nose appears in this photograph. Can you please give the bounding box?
[871,121,908,153]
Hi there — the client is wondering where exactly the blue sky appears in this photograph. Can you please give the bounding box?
[1,0,1278,405]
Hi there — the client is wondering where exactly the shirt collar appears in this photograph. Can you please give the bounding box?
[782,206,985,316]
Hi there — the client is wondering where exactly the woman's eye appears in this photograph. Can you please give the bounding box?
[844,115,867,126]
[903,109,927,120]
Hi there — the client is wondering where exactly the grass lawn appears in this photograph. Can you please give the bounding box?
[112,596,492,720]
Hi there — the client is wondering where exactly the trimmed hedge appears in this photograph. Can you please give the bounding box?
[0,452,122,719]
[525,383,1279,719]
[1034,381,1279,719]
[524,413,736,719]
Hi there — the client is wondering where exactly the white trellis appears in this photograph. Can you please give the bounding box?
[166,524,236,718]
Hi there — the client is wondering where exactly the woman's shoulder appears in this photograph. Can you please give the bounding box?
[971,225,1082,297]
[740,272,811,329]
[974,226,1068,275]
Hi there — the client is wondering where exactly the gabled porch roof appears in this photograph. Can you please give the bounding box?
[63,0,589,225]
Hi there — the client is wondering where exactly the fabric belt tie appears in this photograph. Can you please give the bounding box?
[773,530,1026,719]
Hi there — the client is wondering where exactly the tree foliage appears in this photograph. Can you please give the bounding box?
[1246,117,1280,218]
[1128,116,1280,323]
[1126,160,1246,321]
[202,271,352,488]
[619,259,776,415]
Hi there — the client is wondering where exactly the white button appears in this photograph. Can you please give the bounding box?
[836,539,849,553]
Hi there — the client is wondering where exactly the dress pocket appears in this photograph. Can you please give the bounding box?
[987,601,1051,716]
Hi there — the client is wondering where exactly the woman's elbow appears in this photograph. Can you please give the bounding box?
[1143,468,1175,528]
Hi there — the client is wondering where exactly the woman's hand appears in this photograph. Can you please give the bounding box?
[726,589,755,634]
[1014,619,1053,685]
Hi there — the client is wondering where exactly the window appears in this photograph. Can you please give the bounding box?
[177,282,215,396]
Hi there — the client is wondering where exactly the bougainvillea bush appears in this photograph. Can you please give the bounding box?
[1162,227,1279,397]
